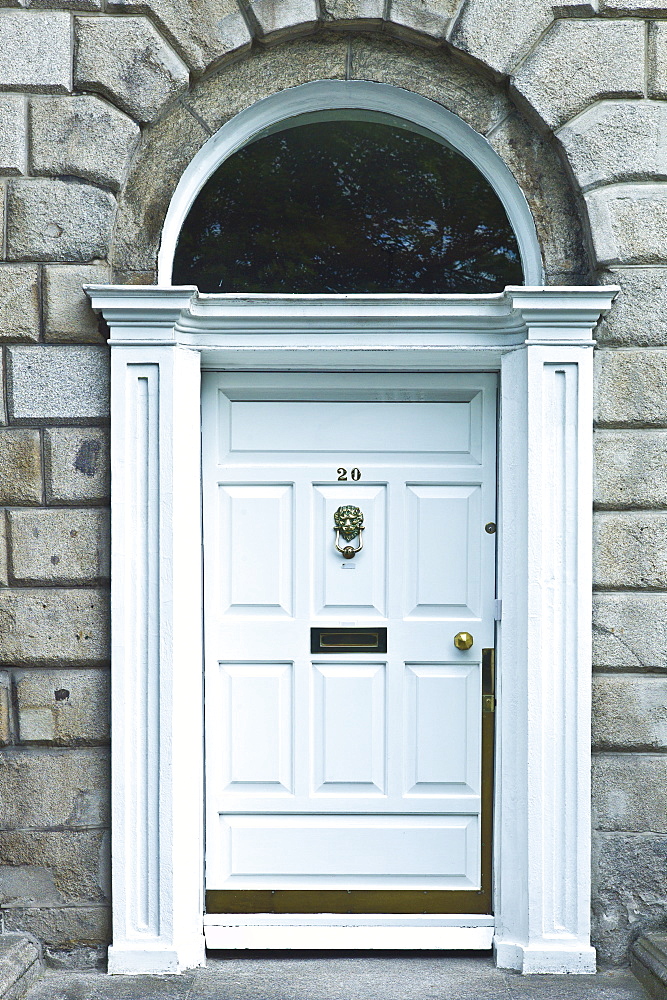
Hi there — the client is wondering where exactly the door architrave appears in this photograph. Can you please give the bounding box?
[87,284,616,976]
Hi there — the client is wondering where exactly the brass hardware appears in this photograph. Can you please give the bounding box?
[454,631,474,650]
[482,647,495,714]
[334,505,364,559]
[311,627,387,654]
[485,522,496,534]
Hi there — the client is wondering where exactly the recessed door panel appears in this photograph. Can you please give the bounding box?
[312,662,386,795]
[218,484,293,617]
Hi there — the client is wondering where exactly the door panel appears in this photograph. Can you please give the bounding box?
[202,373,497,914]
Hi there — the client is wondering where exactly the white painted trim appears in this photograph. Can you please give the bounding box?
[86,284,617,976]
[203,916,494,951]
[157,81,544,287]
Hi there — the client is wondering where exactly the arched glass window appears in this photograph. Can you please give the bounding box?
[173,118,523,294]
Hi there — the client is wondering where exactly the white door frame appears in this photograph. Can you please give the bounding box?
[88,285,616,975]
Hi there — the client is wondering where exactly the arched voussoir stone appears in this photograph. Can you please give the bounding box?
[111,30,589,284]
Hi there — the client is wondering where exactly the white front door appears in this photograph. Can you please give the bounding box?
[202,372,497,930]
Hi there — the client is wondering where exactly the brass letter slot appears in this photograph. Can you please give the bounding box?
[311,627,387,654]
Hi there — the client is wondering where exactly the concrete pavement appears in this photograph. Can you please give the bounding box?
[23,952,649,1000]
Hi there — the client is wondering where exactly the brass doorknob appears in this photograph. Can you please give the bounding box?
[454,632,474,651]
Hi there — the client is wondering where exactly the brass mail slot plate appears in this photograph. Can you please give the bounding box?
[311,627,387,654]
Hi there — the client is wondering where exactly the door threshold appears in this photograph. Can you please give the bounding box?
[204,913,494,950]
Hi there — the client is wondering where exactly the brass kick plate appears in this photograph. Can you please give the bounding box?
[311,627,387,654]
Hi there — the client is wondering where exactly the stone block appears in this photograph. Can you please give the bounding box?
[0,95,26,175]
[595,349,667,427]
[595,430,667,508]
[650,22,667,100]
[587,184,667,267]
[593,593,667,671]
[448,0,554,76]
[6,179,115,264]
[0,511,8,587]
[487,112,587,280]
[558,101,667,192]
[594,512,667,589]
[107,0,250,74]
[0,265,39,342]
[0,671,10,745]
[30,96,140,192]
[0,747,109,829]
[7,345,110,423]
[16,669,109,745]
[75,16,189,125]
[596,268,667,347]
[1,905,110,949]
[322,0,384,23]
[0,12,71,93]
[512,20,644,131]
[593,674,667,750]
[43,263,108,343]
[388,0,457,39]
[592,831,667,964]
[593,754,667,833]
[250,0,318,37]
[45,428,109,504]
[0,429,41,504]
[0,830,108,903]
[0,934,42,1000]
[8,509,110,585]
[0,588,109,666]
[113,103,209,273]
[348,36,511,137]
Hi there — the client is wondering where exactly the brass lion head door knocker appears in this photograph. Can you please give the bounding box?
[333,505,364,559]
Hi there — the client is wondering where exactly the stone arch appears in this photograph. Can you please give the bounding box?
[109,31,589,285]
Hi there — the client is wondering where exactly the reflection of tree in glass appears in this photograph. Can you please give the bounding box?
[173,120,523,293]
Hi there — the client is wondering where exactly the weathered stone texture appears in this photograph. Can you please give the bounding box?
[107,0,251,73]
[0,672,11,745]
[594,512,667,589]
[512,20,644,131]
[74,16,190,125]
[0,265,39,342]
[448,0,555,76]
[594,593,667,671]
[595,350,667,426]
[0,429,41,504]
[45,428,109,504]
[0,512,8,588]
[595,430,667,508]
[16,670,109,746]
[649,22,667,100]
[0,830,108,903]
[113,103,209,274]
[593,832,667,964]
[7,345,110,423]
[593,755,667,834]
[1,905,110,949]
[0,748,109,830]
[6,179,115,263]
[44,264,108,344]
[321,0,384,22]
[8,509,110,586]
[250,0,318,36]
[348,36,510,136]
[487,112,587,280]
[0,12,71,93]
[558,102,667,192]
[587,184,667,267]
[597,269,667,347]
[0,589,109,666]
[388,0,456,39]
[593,675,667,750]
[30,96,140,192]
[0,94,26,175]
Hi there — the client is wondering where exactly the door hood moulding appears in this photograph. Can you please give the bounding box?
[86,281,617,977]
[87,285,617,369]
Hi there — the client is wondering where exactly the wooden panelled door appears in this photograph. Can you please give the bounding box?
[202,373,497,920]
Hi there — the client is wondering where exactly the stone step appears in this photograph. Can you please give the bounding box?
[0,934,43,1000]
[632,933,667,1000]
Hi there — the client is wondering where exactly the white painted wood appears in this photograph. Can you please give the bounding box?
[203,922,495,950]
[157,81,543,287]
[87,285,617,974]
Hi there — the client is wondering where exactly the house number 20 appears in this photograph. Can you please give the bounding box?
[337,467,362,481]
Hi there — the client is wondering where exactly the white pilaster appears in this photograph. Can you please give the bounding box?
[101,289,205,974]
